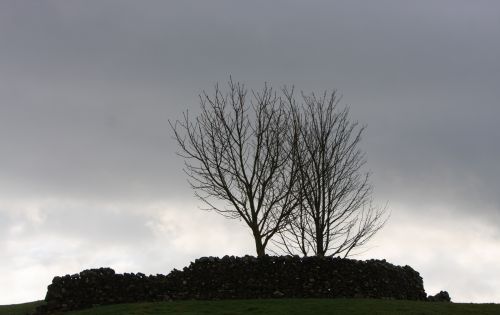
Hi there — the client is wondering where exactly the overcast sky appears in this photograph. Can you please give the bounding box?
[1,0,499,304]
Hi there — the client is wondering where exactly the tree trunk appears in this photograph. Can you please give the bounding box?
[316,226,325,257]
[253,229,266,257]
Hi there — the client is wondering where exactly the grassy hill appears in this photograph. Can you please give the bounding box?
[0,301,45,315]
[2,299,500,315]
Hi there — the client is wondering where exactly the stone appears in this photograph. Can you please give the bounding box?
[428,291,451,302]
[36,256,428,314]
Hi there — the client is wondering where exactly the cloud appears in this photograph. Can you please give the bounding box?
[362,202,500,302]
[0,0,499,304]
[0,198,254,303]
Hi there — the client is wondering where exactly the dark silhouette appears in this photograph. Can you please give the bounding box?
[275,90,387,257]
[37,257,427,313]
[171,80,300,257]
[172,80,386,258]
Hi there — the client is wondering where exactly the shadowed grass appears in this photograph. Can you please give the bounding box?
[0,301,44,315]
[2,299,500,315]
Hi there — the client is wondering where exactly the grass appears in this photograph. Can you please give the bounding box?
[0,301,44,315]
[2,299,500,315]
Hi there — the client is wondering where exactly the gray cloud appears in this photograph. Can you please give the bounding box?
[0,0,499,303]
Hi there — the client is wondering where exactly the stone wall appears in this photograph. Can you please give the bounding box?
[35,256,427,314]
[37,268,170,313]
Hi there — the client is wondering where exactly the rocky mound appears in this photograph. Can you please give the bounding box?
[35,256,428,314]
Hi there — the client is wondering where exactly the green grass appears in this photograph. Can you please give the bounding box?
[0,301,44,315]
[2,299,500,315]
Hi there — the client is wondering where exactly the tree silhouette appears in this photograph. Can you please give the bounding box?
[172,80,387,258]
[275,91,387,257]
[171,80,299,257]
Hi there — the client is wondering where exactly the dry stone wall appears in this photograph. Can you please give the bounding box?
[35,256,427,314]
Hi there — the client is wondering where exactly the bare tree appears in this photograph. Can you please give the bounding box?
[275,91,387,257]
[170,80,299,257]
